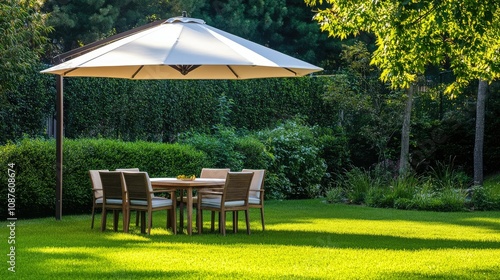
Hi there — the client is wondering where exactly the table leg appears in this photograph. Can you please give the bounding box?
[187,187,193,235]
[179,190,184,231]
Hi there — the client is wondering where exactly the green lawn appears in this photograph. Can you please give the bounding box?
[2,199,500,279]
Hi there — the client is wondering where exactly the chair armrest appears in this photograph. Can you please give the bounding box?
[198,190,223,195]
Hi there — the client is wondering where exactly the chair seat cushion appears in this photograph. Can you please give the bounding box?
[105,199,123,204]
[201,198,245,208]
[130,197,173,207]
[95,198,103,204]
[248,197,260,205]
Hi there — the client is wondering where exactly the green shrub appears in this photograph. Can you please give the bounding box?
[365,187,393,208]
[178,125,244,170]
[343,167,371,204]
[393,198,415,210]
[468,185,500,210]
[0,138,209,219]
[257,119,327,199]
[234,134,273,170]
[325,187,344,204]
[438,188,467,211]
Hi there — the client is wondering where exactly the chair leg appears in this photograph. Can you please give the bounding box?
[101,208,107,232]
[260,208,265,231]
[197,208,203,234]
[123,208,129,233]
[220,211,226,236]
[235,211,239,232]
[140,211,146,234]
[113,210,119,232]
[245,209,251,235]
[170,208,177,234]
[136,210,140,226]
[210,211,215,232]
[91,205,96,229]
[179,201,184,229]
[147,211,154,235]
[233,211,237,233]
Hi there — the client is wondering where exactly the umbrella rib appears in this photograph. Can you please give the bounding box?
[64,68,78,76]
[227,66,239,78]
[132,66,144,79]
[284,68,297,76]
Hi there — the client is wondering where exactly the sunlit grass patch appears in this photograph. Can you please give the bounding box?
[3,200,500,279]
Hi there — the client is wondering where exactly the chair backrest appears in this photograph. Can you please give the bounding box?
[89,169,109,199]
[116,168,140,172]
[223,172,254,203]
[122,172,153,202]
[242,169,265,199]
[99,171,126,201]
[200,168,230,179]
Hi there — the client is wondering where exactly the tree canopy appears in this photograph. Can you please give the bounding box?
[305,0,500,91]
[0,0,51,95]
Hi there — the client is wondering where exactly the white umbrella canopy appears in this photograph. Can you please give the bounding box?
[41,15,322,79]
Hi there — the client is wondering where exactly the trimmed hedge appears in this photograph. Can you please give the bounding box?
[0,138,210,218]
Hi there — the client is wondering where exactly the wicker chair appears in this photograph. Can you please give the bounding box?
[88,170,109,229]
[197,172,254,235]
[122,172,177,235]
[99,171,128,232]
[116,168,140,172]
[116,168,142,225]
[242,169,266,231]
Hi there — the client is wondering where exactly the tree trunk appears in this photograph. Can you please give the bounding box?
[474,79,488,186]
[399,84,415,176]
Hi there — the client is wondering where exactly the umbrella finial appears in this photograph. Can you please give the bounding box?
[182,11,187,17]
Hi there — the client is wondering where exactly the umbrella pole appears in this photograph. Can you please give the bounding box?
[55,75,63,220]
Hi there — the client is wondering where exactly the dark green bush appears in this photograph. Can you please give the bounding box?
[257,119,327,199]
[177,125,245,170]
[468,185,500,211]
[0,138,210,219]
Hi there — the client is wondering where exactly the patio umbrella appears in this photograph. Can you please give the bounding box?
[41,15,322,79]
[41,13,322,219]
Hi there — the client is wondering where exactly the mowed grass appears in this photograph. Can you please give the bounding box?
[2,199,500,279]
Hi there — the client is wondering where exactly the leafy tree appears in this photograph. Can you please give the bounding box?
[0,0,51,95]
[0,0,52,142]
[323,42,403,167]
[42,0,204,54]
[305,0,500,181]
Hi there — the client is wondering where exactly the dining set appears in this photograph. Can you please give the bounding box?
[89,168,266,235]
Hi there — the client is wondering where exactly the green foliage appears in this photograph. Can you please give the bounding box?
[336,163,481,211]
[0,0,51,96]
[342,167,371,204]
[234,135,274,170]
[321,42,404,167]
[325,187,344,204]
[257,119,327,199]
[177,125,244,170]
[305,0,500,91]
[469,185,500,211]
[0,138,209,219]
[42,0,185,52]
[0,64,55,144]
